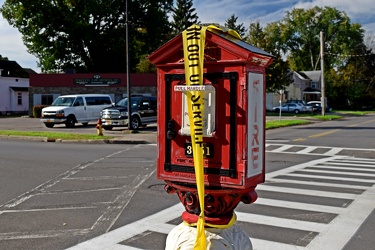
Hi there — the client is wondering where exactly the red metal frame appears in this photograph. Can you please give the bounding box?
[148,29,273,224]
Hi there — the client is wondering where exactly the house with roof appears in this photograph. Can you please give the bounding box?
[0,60,36,115]
[288,70,322,102]
[266,70,322,110]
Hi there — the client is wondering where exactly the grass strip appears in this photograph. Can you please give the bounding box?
[266,119,311,129]
[0,130,114,140]
[334,110,374,116]
[312,115,342,120]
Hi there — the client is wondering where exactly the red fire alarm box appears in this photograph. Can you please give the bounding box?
[148,27,273,190]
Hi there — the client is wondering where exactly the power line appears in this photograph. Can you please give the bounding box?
[324,52,370,57]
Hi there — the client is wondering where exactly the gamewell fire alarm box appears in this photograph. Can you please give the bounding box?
[148,27,273,189]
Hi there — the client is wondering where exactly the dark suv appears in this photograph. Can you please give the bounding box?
[100,95,157,130]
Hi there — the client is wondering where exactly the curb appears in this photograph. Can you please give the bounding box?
[0,135,48,142]
[0,135,154,144]
[106,139,152,144]
[53,138,153,144]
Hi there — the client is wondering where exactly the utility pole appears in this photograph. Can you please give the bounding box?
[126,0,132,129]
[279,89,284,121]
[320,31,325,116]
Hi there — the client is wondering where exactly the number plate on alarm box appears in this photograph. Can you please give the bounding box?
[184,143,214,158]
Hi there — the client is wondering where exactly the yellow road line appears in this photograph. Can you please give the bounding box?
[346,118,375,127]
[308,129,340,138]
[290,118,375,142]
[293,138,306,142]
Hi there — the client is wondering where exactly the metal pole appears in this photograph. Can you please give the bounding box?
[279,90,283,121]
[320,31,325,116]
[126,0,132,129]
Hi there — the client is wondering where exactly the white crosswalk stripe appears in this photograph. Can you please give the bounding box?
[255,198,345,214]
[256,185,358,199]
[236,212,327,232]
[271,145,294,152]
[323,147,344,155]
[296,146,318,154]
[68,156,375,250]
[266,143,375,157]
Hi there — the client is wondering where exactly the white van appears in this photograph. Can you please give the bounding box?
[40,94,113,128]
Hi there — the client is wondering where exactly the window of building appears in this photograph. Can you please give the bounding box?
[311,81,321,89]
[41,95,54,105]
[17,93,22,105]
[284,91,289,100]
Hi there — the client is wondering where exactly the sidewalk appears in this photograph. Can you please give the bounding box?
[106,132,157,144]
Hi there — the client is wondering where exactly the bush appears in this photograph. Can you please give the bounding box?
[33,105,48,118]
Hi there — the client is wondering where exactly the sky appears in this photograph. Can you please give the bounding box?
[1,0,375,73]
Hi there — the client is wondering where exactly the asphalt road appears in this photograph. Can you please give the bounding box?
[0,114,374,249]
[0,140,174,249]
[266,112,375,157]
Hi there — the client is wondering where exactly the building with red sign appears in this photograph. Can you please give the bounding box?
[29,73,157,116]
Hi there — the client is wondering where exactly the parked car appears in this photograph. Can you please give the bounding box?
[304,103,317,112]
[40,94,113,128]
[100,95,157,130]
[285,100,307,105]
[307,101,332,112]
[272,103,306,114]
[285,100,316,112]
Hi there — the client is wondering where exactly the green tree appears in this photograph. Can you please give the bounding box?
[134,0,173,73]
[260,6,374,108]
[363,52,375,107]
[136,54,157,73]
[247,21,292,92]
[0,0,173,73]
[225,14,246,38]
[275,6,364,71]
[136,0,174,53]
[171,0,199,36]
[328,44,375,108]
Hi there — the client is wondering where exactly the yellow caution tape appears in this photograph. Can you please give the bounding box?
[182,23,241,249]
[205,24,242,40]
[182,24,207,250]
[183,212,237,229]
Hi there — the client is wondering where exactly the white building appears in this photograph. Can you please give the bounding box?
[0,60,35,115]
